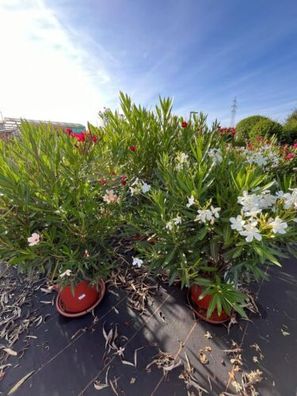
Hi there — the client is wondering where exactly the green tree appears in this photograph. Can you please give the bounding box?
[236,115,270,143]
[250,118,283,140]
[282,109,297,144]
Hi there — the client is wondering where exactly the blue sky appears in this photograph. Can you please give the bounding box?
[0,0,297,126]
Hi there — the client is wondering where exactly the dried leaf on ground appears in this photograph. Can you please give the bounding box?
[114,346,125,357]
[109,263,158,314]
[245,369,263,384]
[0,263,45,377]
[134,347,143,367]
[112,306,119,314]
[70,327,87,340]
[2,348,17,357]
[122,359,134,367]
[199,350,209,365]
[179,353,208,395]
[146,351,181,375]
[7,370,35,395]
[94,381,109,391]
[227,315,238,334]
[204,331,212,339]
[250,343,261,353]
[281,328,290,336]
[109,377,120,396]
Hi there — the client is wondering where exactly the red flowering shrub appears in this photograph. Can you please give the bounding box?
[181,121,188,128]
[63,128,98,144]
[75,132,86,142]
[218,127,236,137]
[285,152,295,161]
[129,145,137,152]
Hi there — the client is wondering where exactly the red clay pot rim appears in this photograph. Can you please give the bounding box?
[187,290,230,325]
[55,279,106,318]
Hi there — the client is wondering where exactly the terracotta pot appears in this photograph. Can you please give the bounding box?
[190,284,212,310]
[58,280,103,314]
[189,285,230,324]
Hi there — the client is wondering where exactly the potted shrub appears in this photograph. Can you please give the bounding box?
[0,122,126,317]
[131,127,297,323]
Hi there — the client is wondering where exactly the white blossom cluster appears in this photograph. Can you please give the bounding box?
[195,206,221,224]
[280,189,297,209]
[175,152,189,170]
[132,257,143,268]
[242,145,280,168]
[129,178,151,196]
[185,195,221,225]
[208,148,223,165]
[230,189,297,242]
[166,215,182,231]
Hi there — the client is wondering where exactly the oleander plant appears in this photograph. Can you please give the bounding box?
[0,122,127,287]
[130,129,297,318]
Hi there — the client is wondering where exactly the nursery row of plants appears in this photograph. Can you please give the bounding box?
[0,93,296,323]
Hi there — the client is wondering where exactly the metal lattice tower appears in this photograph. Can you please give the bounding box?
[230,97,237,127]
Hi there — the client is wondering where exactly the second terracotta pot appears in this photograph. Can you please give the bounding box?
[58,280,101,313]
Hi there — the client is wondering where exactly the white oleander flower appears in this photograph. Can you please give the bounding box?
[186,195,195,208]
[195,209,212,224]
[275,190,284,198]
[60,269,72,278]
[230,215,245,232]
[268,217,288,234]
[208,148,222,164]
[239,221,262,242]
[141,182,151,193]
[130,179,151,195]
[27,232,40,246]
[175,152,189,170]
[210,205,221,218]
[259,191,277,209]
[282,189,297,209]
[165,220,174,231]
[166,215,182,231]
[173,215,182,225]
[132,257,143,268]
[129,178,142,196]
[195,206,220,224]
[238,192,262,217]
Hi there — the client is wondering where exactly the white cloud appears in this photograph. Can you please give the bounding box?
[0,0,114,126]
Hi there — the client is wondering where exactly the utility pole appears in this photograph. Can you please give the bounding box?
[230,97,237,127]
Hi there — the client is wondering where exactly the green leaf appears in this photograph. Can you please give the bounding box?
[206,294,217,318]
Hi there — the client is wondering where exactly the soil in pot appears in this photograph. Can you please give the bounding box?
[57,279,105,316]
